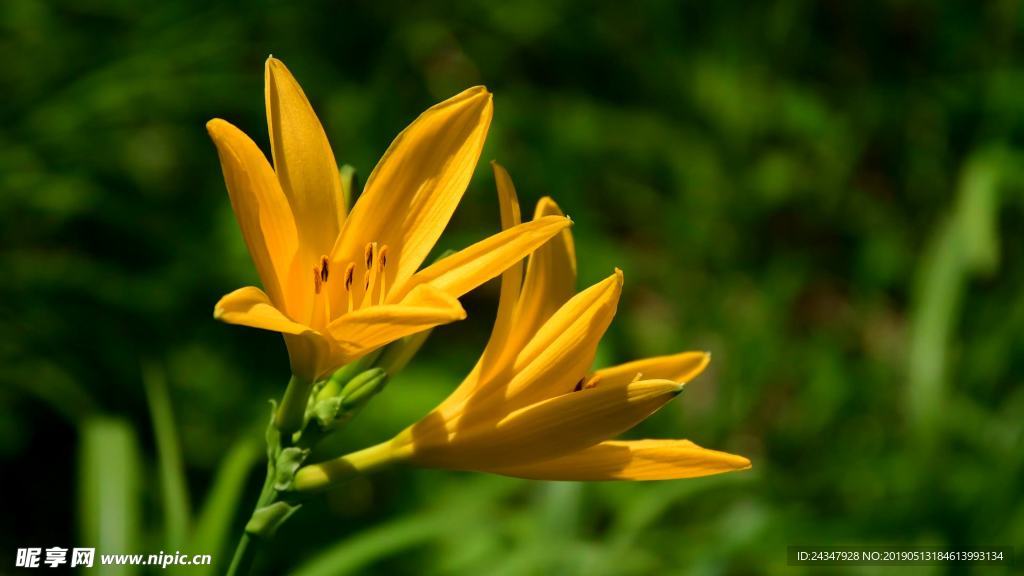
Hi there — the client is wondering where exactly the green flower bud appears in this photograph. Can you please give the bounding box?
[376,330,431,377]
[339,367,388,410]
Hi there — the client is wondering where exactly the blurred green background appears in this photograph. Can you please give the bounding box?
[2,1,1023,574]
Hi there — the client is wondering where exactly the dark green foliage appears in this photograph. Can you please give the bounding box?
[2,1,1022,574]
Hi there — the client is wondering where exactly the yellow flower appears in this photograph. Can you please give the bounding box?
[207,58,571,390]
[294,164,750,489]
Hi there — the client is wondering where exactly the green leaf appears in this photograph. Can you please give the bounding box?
[78,417,141,576]
[143,362,191,550]
[185,438,260,576]
[907,148,1008,443]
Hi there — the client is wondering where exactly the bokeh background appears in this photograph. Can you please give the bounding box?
[2,1,1023,574]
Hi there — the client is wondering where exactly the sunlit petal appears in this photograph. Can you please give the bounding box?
[265,57,345,257]
[506,196,577,348]
[404,378,683,470]
[207,119,299,309]
[592,351,711,388]
[333,86,493,291]
[391,215,571,303]
[325,284,466,361]
[488,439,751,481]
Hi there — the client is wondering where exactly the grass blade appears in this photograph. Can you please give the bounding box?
[78,417,141,576]
[143,362,191,549]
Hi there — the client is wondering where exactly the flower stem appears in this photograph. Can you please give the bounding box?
[225,462,276,576]
[275,374,314,437]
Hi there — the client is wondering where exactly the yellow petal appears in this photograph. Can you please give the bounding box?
[213,286,329,381]
[438,270,622,427]
[325,284,466,360]
[500,270,623,408]
[390,215,572,302]
[403,378,683,470]
[214,286,311,335]
[501,196,578,361]
[488,439,751,481]
[475,161,525,380]
[283,331,333,383]
[265,57,345,257]
[207,119,299,310]
[332,86,493,291]
[592,351,711,388]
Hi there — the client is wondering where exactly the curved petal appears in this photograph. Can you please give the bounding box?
[284,331,333,383]
[214,286,310,335]
[391,215,571,302]
[488,439,751,481]
[479,161,525,367]
[332,86,493,291]
[213,286,329,381]
[265,57,345,257]
[479,192,577,377]
[439,163,527,411]
[438,270,622,426]
[404,378,683,470]
[207,119,298,308]
[501,271,624,407]
[592,351,711,388]
[499,196,578,365]
[325,284,466,361]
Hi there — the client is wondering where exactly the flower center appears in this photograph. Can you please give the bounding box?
[310,243,390,328]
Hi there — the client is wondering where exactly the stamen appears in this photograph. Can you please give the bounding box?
[360,242,380,309]
[377,245,389,305]
[311,256,333,325]
[344,263,355,290]
[312,266,323,294]
[319,255,329,283]
[344,263,355,312]
[573,375,601,392]
[364,243,374,270]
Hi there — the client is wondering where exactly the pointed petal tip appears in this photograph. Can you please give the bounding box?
[613,267,624,286]
[205,118,232,138]
[451,85,493,113]
[265,55,285,70]
[629,378,686,400]
[678,351,712,386]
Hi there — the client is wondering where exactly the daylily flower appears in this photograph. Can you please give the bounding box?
[207,58,571,398]
[293,164,750,489]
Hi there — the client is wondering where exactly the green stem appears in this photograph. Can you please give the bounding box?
[225,464,276,576]
[275,375,313,438]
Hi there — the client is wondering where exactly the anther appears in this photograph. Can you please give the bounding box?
[377,245,389,304]
[344,263,355,291]
[319,255,329,283]
[364,243,375,269]
[312,266,323,294]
